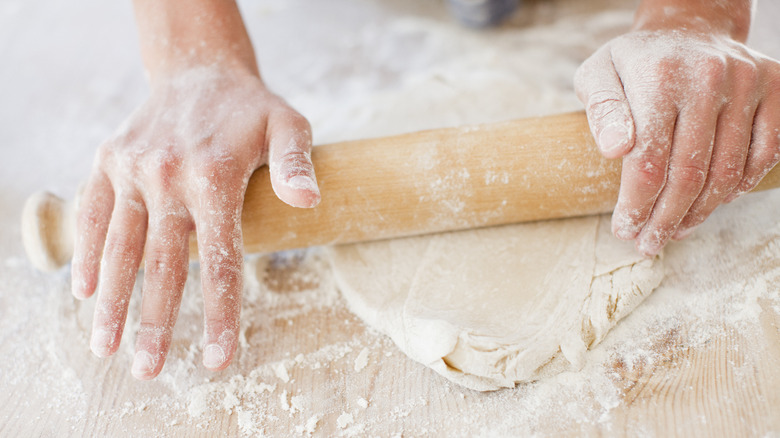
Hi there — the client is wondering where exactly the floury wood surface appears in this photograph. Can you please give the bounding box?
[4,0,780,436]
[22,111,780,271]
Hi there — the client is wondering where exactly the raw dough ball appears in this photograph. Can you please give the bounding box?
[328,214,663,391]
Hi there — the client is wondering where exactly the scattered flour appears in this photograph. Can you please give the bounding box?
[273,362,291,383]
[337,412,354,429]
[353,347,370,372]
[2,0,780,436]
[295,414,322,436]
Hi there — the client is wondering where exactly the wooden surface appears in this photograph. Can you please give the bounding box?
[3,215,780,437]
[2,0,780,437]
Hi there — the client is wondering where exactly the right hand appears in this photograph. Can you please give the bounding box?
[575,27,780,256]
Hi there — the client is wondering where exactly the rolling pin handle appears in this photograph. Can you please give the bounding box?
[22,191,75,272]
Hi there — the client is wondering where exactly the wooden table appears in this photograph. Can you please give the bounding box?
[2,0,779,436]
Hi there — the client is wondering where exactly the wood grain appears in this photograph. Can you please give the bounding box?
[3,0,780,436]
[3,249,779,437]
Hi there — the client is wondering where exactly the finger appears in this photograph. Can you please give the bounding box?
[195,172,244,371]
[132,202,192,380]
[635,104,720,255]
[610,102,678,241]
[574,47,636,158]
[267,110,321,208]
[675,88,759,238]
[72,172,114,300]
[726,100,780,201]
[89,193,148,358]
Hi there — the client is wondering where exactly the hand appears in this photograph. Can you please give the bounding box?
[575,28,780,255]
[71,67,320,379]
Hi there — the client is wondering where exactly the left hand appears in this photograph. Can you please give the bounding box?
[575,28,780,255]
[72,67,320,379]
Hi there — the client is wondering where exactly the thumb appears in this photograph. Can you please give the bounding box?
[574,48,635,159]
[267,110,321,208]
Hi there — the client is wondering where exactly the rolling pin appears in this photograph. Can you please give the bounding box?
[22,111,780,272]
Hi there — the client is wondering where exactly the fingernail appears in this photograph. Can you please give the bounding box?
[286,175,320,194]
[615,226,636,241]
[131,350,157,378]
[90,329,114,357]
[598,124,628,154]
[203,344,226,369]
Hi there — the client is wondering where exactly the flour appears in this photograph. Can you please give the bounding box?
[2,0,780,436]
[353,347,370,372]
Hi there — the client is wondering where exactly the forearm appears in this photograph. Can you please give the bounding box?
[633,0,754,41]
[132,0,259,82]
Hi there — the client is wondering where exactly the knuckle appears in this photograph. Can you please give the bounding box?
[205,315,240,337]
[275,110,313,147]
[668,163,707,193]
[138,319,169,336]
[681,55,727,93]
[733,58,759,86]
[654,57,683,82]
[573,57,605,100]
[276,106,311,130]
[712,162,744,190]
[631,156,667,192]
[146,149,183,187]
[77,204,106,231]
[701,54,728,81]
[288,111,312,133]
[200,156,242,184]
[280,150,313,169]
[103,238,137,259]
[144,249,181,278]
[586,91,626,122]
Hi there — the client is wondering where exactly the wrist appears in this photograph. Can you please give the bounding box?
[632,0,753,42]
[145,63,265,95]
[145,53,260,86]
[133,0,260,83]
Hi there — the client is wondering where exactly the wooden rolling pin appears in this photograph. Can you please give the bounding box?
[22,111,780,272]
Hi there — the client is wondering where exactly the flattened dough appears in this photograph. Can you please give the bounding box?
[328,215,663,391]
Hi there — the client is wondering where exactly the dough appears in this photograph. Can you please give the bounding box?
[317,6,661,392]
[328,215,663,391]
